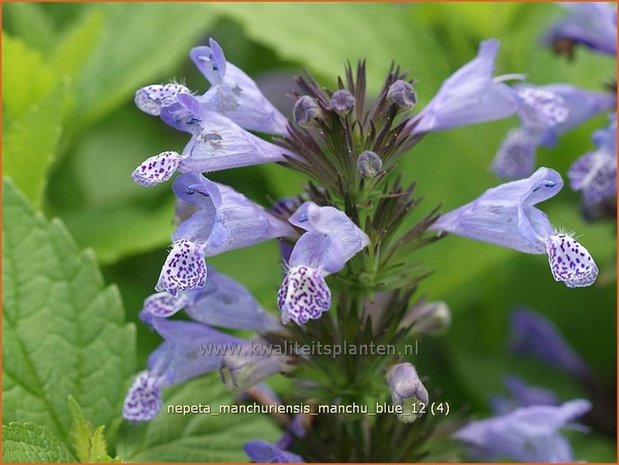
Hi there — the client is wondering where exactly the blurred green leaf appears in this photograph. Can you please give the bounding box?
[2,422,75,463]
[3,83,68,208]
[211,3,449,98]
[50,9,104,78]
[61,199,176,264]
[3,3,58,53]
[2,179,136,441]
[48,104,185,263]
[2,32,55,120]
[116,374,280,462]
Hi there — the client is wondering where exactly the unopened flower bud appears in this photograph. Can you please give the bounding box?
[402,301,451,335]
[387,363,429,423]
[357,151,383,177]
[330,89,355,114]
[293,96,321,126]
[220,341,292,392]
[387,80,417,109]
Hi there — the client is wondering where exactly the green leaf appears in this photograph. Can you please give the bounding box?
[50,9,104,78]
[69,396,92,462]
[74,3,220,130]
[3,83,68,208]
[90,426,111,462]
[2,422,75,463]
[2,33,55,120]
[210,3,449,97]
[2,179,136,442]
[116,374,280,462]
[3,3,58,53]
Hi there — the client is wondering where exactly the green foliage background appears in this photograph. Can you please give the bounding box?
[2,2,616,462]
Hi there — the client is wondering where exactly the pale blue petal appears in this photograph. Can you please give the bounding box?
[171,173,295,255]
[148,317,244,386]
[411,39,519,134]
[185,270,281,331]
[431,167,562,254]
[491,128,542,180]
[289,202,369,266]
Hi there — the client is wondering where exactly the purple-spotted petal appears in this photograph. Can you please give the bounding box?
[517,87,569,130]
[278,266,331,325]
[144,291,190,318]
[155,240,207,295]
[545,233,598,288]
[134,83,190,116]
[132,151,183,187]
[123,371,163,421]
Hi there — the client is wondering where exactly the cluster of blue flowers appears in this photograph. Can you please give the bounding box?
[123,3,614,461]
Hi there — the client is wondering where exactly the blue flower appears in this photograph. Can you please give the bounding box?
[491,376,560,415]
[430,167,598,287]
[140,269,280,331]
[568,113,617,209]
[156,173,295,295]
[492,84,615,180]
[190,38,289,135]
[386,363,429,423]
[123,317,243,421]
[545,3,617,56]
[510,308,590,380]
[244,440,304,463]
[132,94,297,186]
[277,202,369,325]
[453,399,591,462]
[409,39,520,134]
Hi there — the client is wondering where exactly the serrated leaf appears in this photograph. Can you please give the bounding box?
[2,422,75,463]
[90,426,110,462]
[210,3,449,98]
[116,374,280,462]
[2,33,55,120]
[69,396,92,462]
[2,179,136,442]
[3,82,68,208]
